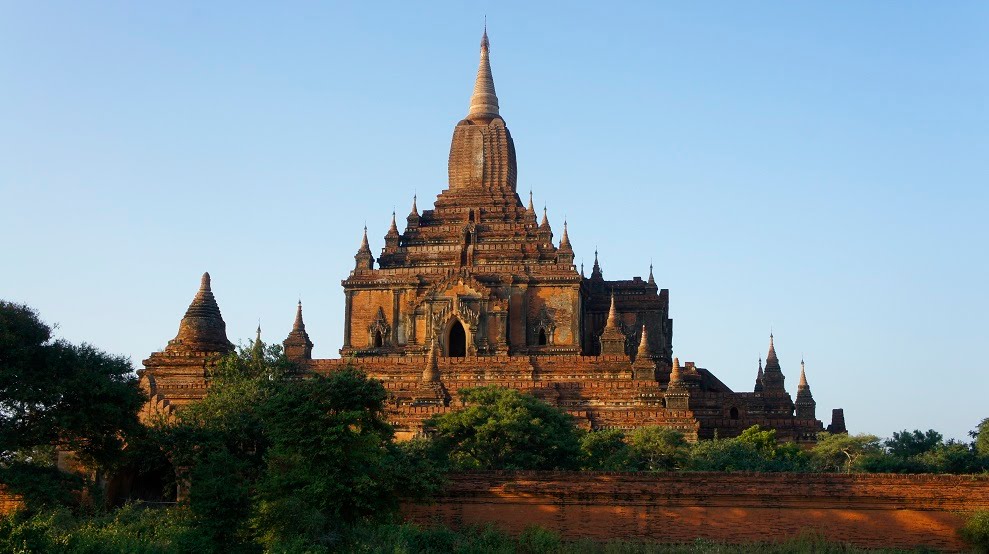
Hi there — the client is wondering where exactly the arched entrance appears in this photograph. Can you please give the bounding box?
[373,330,383,348]
[448,320,467,357]
[538,328,548,346]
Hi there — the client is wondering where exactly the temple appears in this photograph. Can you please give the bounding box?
[139,30,845,442]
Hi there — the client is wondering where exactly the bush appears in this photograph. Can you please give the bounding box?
[961,510,989,552]
[580,429,630,471]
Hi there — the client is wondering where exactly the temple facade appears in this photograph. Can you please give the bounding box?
[139,31,845,442]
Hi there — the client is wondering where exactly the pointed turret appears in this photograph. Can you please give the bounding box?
[754,357,764,392]
[537,205,553,244]
[252,323,263,358]
[527,191,535,216]
[384,211,401,251]
[406,195,420,229]
[590,249,603,280]
[168,272,234,353]
[648,263,655,286]
[761,333,786,390]
[283,300,314,361]
[632,324,657,380]
[354,226,374,270]
[467,25,499,121]
[599,293,626,356]
[795,358,816,419]
[669,356,683,385]
[422,338,440,382]
[557,220,574,265]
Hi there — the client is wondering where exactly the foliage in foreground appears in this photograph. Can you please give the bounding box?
[960,510,989,552]
[144,341,443,552]
[0,301,145,511]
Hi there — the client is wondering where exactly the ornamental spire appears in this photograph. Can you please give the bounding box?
[283,300,313,361]
[293,300,305,332]
[422,337,440,382]
[467,25,499,121]
[670,356,682,383]
[169,272,233,353]
[636,325,652,359]
[539,205,549,228]
[754,357,764,392]
[559,220,572,250]
[648,262,655,286]
[605,293,618,328]
[799,359,808,389]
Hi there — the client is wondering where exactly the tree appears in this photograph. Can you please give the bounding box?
[885,429,943,458]
[427,386,582,470]
[152,341,435,551]
[0,301,144,509]
[810,432,881,473]
[580,429,630,471]
[972,418,989,458]
[626,427,688,471]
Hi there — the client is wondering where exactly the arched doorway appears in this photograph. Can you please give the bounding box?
[538,328,548,346]
[373,330,383,348]
[730,407,739,420]
[448,320,467,357]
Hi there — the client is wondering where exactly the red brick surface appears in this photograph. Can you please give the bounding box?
[402,471,989,551]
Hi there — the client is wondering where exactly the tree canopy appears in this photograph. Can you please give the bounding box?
[426,386,582,471]
[0,301,144,509]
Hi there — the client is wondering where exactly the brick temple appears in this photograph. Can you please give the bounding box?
[140,30,845,442]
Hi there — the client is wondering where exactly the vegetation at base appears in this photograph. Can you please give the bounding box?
[960,510,989,552]
[0,301,145,511]
[144,340,443,552]
[425,386,583,470]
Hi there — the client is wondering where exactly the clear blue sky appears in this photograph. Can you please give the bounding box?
[2,2,986,440]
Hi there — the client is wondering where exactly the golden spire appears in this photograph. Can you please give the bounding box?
[605,293,618,328]
[636,324,651,359]
[467,25,499,120]
[799,359,808,389]
[670,357,682,382]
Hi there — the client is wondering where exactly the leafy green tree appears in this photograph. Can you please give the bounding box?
[580,429,631,471]
[427,386,582,470]
[153,340,438,551]
[0,301,144,510]
[972,418,989,458]
[810,432,881,473]
[686,426,807,472]
[885,429,943,458]
[626,427,689,471]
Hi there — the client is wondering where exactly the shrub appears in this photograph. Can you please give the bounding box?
[960,510,989,552]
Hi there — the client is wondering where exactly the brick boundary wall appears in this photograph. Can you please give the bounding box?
[401,472,989,551]
[0,487,23,516]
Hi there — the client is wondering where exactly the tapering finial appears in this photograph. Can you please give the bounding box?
[200,272,211,291]
[527,190,534,213]
[605,292,618,328]
[467,24,499,120]
[540,205,549,227]
[411,194,418,215]
[293,300,305,331]
[670,357,682,382]
[648,262,655,285]
[799,359,808,388]
[580,261,585,276]
[636,324,651,359]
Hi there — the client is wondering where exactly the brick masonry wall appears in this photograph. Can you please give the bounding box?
[402,471,989,551]
[0,486,23,515]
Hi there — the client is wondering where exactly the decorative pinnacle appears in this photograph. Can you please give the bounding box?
[200,272,211,291]
[560,220,572,250]
[540,205,549,227]
[293,300,305,331]
[411,194,418,215]
[527,190,534,213]
[467,26,499,120]
[636,324,651,359]
[605,293,618,328]
[799,359,808,388]
[670,357,682,382]
[648,262,655,285]
[359,226,370,250]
